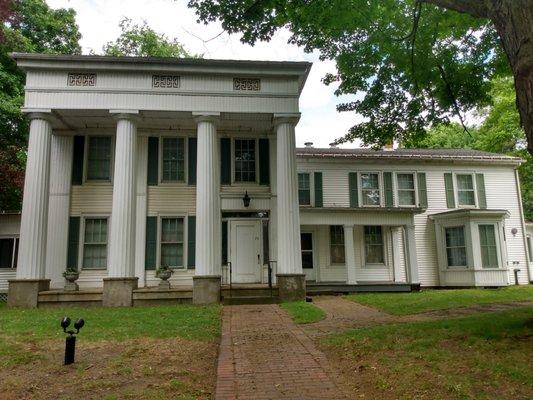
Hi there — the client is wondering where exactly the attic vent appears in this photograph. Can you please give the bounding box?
[67,73,96,87]
[304,142,314,148]
[152,75,180,88]
[233,77,260,91]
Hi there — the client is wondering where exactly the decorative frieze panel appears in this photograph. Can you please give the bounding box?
[233,78,261,91]
[67,73,96,87]
[152,75,180,88]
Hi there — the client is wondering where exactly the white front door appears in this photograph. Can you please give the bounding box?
[230,220,262,283]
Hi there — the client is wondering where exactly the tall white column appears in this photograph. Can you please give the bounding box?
[108,114,138,278]
[45,135,73,288]
[275,115,303,275]
[194,112,221,277]
[344,225,357,284]
[135,136,148,287]
[17,114,53,279]
[405,225,420,285]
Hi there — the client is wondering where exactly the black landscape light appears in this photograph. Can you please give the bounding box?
[60,316,85,365]
[242,191,251,208]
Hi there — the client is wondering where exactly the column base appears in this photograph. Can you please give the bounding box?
[277,273,306,301]
[7,279,50,308]
[193,275,221,304]
[102,277,138,307]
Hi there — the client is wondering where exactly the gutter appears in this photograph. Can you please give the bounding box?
[515,168,533,283]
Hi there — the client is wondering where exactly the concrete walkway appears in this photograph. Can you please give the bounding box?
[215,304,347,400]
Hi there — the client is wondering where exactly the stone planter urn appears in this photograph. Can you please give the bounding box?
[156,268,173,290]
[63,270,80,291]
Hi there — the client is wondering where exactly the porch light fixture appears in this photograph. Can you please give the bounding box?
[243,191,251,208]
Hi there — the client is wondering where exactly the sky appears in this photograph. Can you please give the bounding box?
[46,0,363,148]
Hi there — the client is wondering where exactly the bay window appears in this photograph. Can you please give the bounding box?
[478,224,498,268]
[445,226,467,267]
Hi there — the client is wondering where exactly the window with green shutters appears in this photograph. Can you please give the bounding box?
[86,136,112,181]
[445,226,467,267]
[364,226,384,264]
[298,173,311,205]
[479,224,499,268]
[160,217,184,268]
[234,139,256,182]
[397,173,416,206]
[456,174,476,206]
[161,138,185,182]
[82,218,108,269]
[360,173,380,206]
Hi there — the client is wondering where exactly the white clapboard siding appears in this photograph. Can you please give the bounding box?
[147,186,196,215]
[71,185,113,215]
[0,270,16,292]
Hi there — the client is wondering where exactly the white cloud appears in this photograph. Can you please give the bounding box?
[47,0,364,148]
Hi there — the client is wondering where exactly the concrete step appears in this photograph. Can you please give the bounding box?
[306,283,413,295]
[222,296,280,305]
[132,288,193,306]
[221,288,278,298]
[38,289,103,307]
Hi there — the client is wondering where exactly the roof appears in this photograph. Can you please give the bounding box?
[296,147,522,164]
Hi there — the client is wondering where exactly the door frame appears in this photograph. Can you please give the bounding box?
[228,218,264,284]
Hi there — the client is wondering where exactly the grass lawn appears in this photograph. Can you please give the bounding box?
[321,307,533,400]
[280,300,326,324]
[347,285,533,315]
[0,303,221,400]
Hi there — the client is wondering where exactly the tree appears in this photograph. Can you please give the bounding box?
[187,0,533,154]
[103,18,195,58]
[0,0,81,211]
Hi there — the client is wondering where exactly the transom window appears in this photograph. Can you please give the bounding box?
[160,218,184,268]
[479,224,498,268]
[0,237,18,268]
[456,174,475,206]
[83,218,108,269]
[162,138,185,182]
[330,226,345,264]
[445,226,467,267]
[364,226,384,264]
[298,173,311,206]
[234,139,256,182]
[361,173,380,206]
[397,173,416,206]
[87,136,112,181]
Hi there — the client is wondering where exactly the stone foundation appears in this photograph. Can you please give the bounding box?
[277,273,306,301]
[193,275,221,304]
[7,279,50,308]
[102,277,138,307]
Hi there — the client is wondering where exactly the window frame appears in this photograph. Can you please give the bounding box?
[395,172,418,207]
[444,225,468,268]
[232,137,259,184]
[0,236,19,269]
[359,171,382,207]
[300,231,315,269]
[157,214,188,270]
[329,225,346,265]
[84,135,114,184]
[527,235,533,263]
[298,172,313,206]
[454,172,477,208]
[363,226,385,266]
[79,215,110,270]
[159,135,188,184]
[477,223,500,269]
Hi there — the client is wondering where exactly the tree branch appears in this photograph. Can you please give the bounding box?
[437,64,472,136]
[419,0,489,18]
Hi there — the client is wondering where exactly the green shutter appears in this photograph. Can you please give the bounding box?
[383,172,393,207]
[71,136,85,185]
[222,220,228,265]
[259,138,270,185]
[349,172,359,208]
[220,138,231,185]
[444,173,456,208]
[66,217,80,269]
[145,216,157,270]
[417,172,428,208]
[147,137,159,186]
[187,216,196,269]
[476,173,487,209]
[188,137,197,185]
[314,172,323,207]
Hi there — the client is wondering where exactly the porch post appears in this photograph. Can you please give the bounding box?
[8,112,53,307]
[344,225,357,284]
[404,225,420,289]
[274,114,305,301]
[103,111,139,307]
[192,112,221,304]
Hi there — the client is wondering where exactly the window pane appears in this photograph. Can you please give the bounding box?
[87,136,111,180]
[161,243,183,267]
[456,175,473,190]
[397,174,414,190]
[398,190,416,206]
[0,238,14,268]
[330,226,345,263]
[479,225,498,268]
[361,173,379,189]
[160,218,184,267]
[83,219,108,269]
[234,139,256,182]
[302,252,313,269]
[162,138,185,181]
[458,190,475,206]
[301,233,313,251]
[364,226,384,264]
[445,226,467,267]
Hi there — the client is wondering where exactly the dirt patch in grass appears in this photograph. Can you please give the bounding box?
[0,336,217,400]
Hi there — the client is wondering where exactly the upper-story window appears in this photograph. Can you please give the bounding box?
[396,173,416,206]
[234,139,256,182]
[364,226,384,264]
[0,237,18,268]
[330,225,345,264]
[456,174,476,206]
[87,136,112,181]
[298,173,311,206]
[162,138,185,182]
[445,226,467,267]
[360,173,380,206]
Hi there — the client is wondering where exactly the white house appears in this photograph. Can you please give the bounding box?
[4,53,532,307]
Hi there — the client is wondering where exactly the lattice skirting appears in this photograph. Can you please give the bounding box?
[0,292,7,302]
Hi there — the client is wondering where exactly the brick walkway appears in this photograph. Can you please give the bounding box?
[215,304,347,400]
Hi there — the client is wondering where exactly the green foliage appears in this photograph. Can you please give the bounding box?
[103,18,195,58]
[280,300,326,324]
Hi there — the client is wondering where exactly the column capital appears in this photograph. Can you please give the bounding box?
[273,113,301,128]
[110,109,140,123]
[22,108,54,123]
[192,111,220,124]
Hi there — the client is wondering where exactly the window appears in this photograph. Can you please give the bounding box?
[83,218,108,269]
[397,173,416,206]
[234,139,256,182]
[527,236,533,262]
[445,226,467,267]
[364,226,384,264]
[162,138,185,182]
[330,226,345,264]
[361,173,380,206]
[456,174,475,206]
[87,136,112,181]
[160,218,184,268]
[479,225,498,268]
[0,238,18,268]
[301,233,313,269]
[298,173,311,206]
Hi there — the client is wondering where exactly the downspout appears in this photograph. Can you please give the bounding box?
[514,168,533,283]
